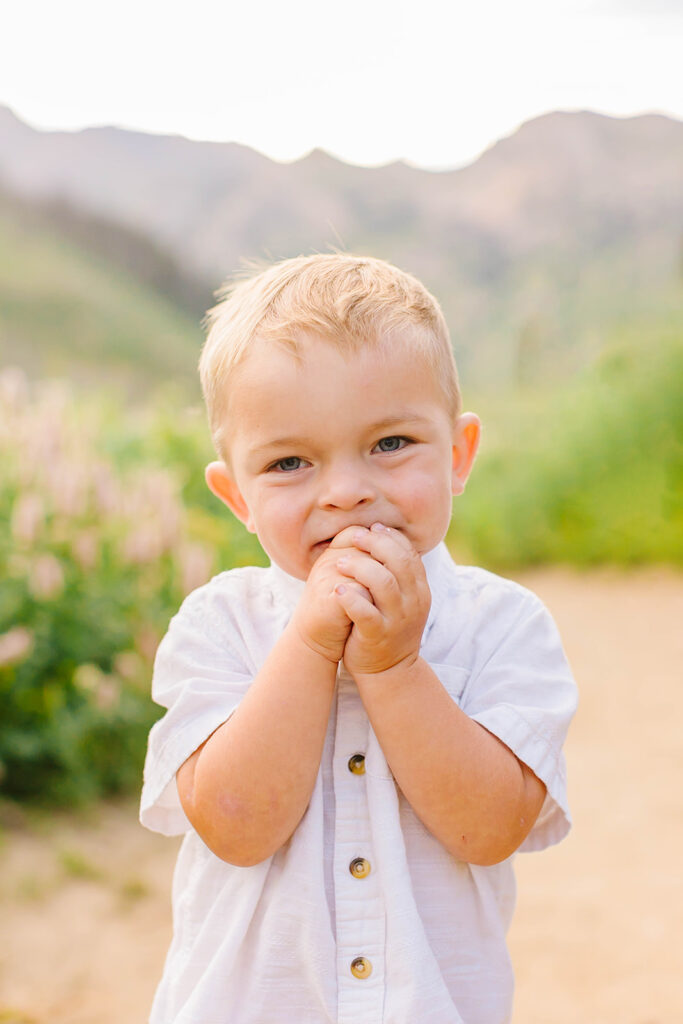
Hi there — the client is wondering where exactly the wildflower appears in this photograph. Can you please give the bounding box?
[29,554,65,600]
[95,677,120,711]
[122,527,164,564]
[114,650,143,681]
[0,626,34,666]
[92,462,119,514]
[50,459,89,518]
[73,663,119,708]
[179,542,214,595]
[11,493,45,545]
[72,530,99,570]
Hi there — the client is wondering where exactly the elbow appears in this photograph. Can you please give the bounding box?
[447,836,518,867]
[187,806,282,867]
[184,793,286,866]
[459,768,546,865]
[178,765,277,865]
[446,817,531,866]
[463,844,517,867]
[210,843,274,868]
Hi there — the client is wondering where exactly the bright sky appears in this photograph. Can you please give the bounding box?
[1,0,681,169]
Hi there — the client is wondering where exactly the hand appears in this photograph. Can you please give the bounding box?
[329,524,431,676]
[290,542,373,664]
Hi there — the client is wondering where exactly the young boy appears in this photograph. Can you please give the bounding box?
[140,254,577,1024]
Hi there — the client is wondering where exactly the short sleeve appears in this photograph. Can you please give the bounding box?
[139,580,255,836]
[460,591,578,853]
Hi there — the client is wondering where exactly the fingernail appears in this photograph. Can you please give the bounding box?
[335,584,347,595]
[370,522,387,532]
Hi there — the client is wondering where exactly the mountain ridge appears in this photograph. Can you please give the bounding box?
[1,105,681,388]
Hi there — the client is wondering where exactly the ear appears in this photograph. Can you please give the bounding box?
[205,461,256,533]
[451,412,481,496]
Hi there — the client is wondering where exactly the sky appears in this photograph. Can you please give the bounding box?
[1,0,682,170]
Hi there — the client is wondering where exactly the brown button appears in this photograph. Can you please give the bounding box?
[349,857,371,879]
[347,753,365,775]
[350,956,373,979]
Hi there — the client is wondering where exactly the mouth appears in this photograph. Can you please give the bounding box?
[311,524,402,556]
[311,538,334,556]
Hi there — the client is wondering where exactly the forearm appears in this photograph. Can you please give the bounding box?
[354,657,546,865]
[177,622,338,866]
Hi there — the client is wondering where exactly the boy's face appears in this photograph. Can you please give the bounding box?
[207,336,480,581]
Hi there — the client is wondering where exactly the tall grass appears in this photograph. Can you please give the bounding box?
[449,325,683,567]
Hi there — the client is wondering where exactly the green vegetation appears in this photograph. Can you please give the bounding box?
[449,320,683,568]
[0,371,263,807]
[0,192,203,395]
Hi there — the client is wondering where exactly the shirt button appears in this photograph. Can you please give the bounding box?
[349,857,371,879]
[350,956,373,979]
[347,753,365,775]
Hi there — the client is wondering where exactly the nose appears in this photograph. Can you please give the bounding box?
[317,460,376,511]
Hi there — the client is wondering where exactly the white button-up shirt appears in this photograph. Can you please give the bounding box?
[140,543,577,1024]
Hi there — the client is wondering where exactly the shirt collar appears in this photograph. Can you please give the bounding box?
[267,559,307,608]
[421,541,453,638]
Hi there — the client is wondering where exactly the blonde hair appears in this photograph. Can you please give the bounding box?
[199,253,461,460]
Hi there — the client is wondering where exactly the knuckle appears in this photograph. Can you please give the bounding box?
[396,546,412,567]
[384,569,400,592]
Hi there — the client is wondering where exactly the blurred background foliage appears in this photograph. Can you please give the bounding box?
[450,320,682,567]
[0,371,265,805]
[0,108,681,806]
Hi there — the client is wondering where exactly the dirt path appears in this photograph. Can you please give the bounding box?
[1,568,681,1023]
[509,567,683,1024]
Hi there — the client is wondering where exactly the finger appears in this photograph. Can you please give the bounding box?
[343,579,374,605]
[348,524,415,561]
[328,524,412,552]
[312,542,366,574]
[308,547,374,599]
[330,523,412,552]
[351,526,423,586]
[336,551,400,614]
[369,523,414,551]
[335,582,383,630]
[328,526,368,549]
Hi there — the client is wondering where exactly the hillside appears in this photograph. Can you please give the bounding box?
[0,106,681,389]
[0,187,203,394]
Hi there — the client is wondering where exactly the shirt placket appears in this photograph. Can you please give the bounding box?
[333,667,385,1024]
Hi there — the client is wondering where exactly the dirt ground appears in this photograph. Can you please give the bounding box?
[1,567,681,1024]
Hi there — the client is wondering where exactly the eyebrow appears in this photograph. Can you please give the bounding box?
[248,436,319,458]
[365,411,434,432]
[248,412,433,458]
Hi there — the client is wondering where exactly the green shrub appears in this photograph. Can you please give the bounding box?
[0,370,262,806]
[450,327,683,567]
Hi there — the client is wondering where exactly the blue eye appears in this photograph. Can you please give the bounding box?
[272,456,304,472]
[375,436,407,453]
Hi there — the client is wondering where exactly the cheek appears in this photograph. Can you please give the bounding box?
[252,490,307,539]
[396,467,454,533]
[398,464,452,509]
